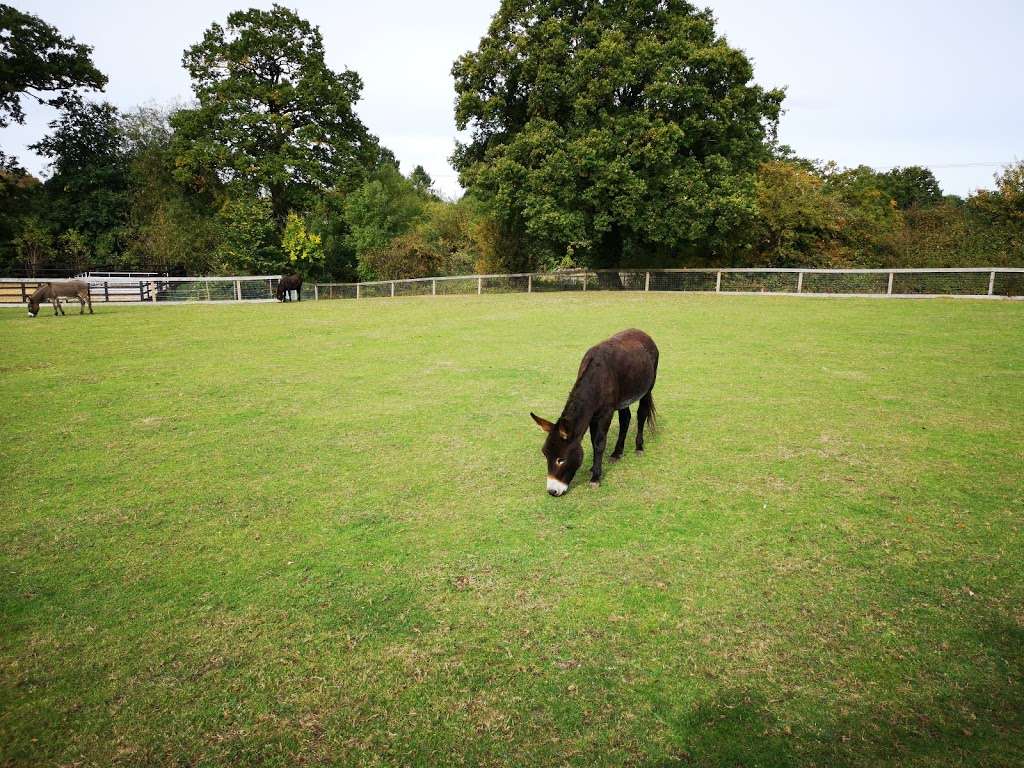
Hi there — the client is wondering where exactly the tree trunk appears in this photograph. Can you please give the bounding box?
[594,223,625,289]
[269,183,289,231]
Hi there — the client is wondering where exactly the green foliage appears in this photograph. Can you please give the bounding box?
[753,161,840,266]
[881,165,943,210]
[344,164,428,278]
[955,161,1024,265]
[122,106,223,273]
[30,99,131,260]
[0,4,1021,276]
[0,155,42,271]
[417,197,482,274]
[0,4,106,127]
[452,0,784,269]
[13,216,52,275]
[744,159,1023,269]
[281,211,324,270]
[171,4,378,226]
[57,228,90,272]
[822,165,902,266]
[409,165,435,197]
[304,191,358,281]
[359,230,439,280]
[988,161,1024,225]
[359,197,483,280]
[215,196,279,274]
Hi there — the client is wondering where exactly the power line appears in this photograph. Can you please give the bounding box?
[926,162,1013,169]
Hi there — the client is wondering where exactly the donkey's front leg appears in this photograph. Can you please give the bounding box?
[52,298,61,316]
[610,407,631,460]
[588,410,614,488]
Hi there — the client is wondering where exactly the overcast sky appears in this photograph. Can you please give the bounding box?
[3,0,1021,198]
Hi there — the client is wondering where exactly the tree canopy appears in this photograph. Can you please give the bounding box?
[881,166,943,210]
[0,4,106,127]
[171,4,379,224]
[452,0,785,268]
[30,98,130,262]
[0,2,1021,279]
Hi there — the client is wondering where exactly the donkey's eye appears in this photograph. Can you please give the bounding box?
[555,458,565,467]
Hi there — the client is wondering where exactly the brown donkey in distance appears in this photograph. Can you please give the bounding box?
[27,280,93,317]
[531,328,659,496]
[275,274,303,301]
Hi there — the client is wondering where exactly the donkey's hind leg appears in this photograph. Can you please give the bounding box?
[87,292,93,314]
[78,295,86,314]
[52,297,62,316]
[610,407,631,460]
[636,392,653,453]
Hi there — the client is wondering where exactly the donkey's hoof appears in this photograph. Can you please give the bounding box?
[589,481,600,489]
[609,453,622,462]
[635,449,644,456]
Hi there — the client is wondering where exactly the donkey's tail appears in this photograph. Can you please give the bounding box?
[644,393,657,433]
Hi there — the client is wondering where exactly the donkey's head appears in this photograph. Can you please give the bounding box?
[26,294,41,317]
[531,413,584,496]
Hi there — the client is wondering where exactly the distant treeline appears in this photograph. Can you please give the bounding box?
[1,2,1021,280]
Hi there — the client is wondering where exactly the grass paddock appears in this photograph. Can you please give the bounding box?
[1,293,1022,767]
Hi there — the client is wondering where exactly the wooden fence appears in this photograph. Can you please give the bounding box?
[3,268,1023,307]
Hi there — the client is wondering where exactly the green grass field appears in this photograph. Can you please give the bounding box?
[1,293,1022,767]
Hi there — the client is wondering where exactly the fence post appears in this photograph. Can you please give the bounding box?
[390,281,395,298]
[478,276,483,295]
[715,272,722,293]
[887,272,894,295]
[582,272,587,291]
[235,280,242,301]
[356,283,361,299]
[314,284,319,301]
[645,272,651,292]
[797,271,804,294]
[432,278,437,296]
[104,281,109,302]
[527,274,532,293]
[988,270,996,296]
[151,281,157,302]
[20,283,27,302]
[139,281,145,301]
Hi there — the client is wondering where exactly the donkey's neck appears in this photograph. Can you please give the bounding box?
[559,374,600,437]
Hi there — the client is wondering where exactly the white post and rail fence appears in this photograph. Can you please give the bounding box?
[1,268,1022,307]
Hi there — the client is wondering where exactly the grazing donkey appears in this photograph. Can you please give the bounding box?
[27,280,93,317]
[275,274,303,302]
[531,328,658,496]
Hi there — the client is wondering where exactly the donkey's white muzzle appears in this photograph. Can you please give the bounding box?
[547,477,568,496]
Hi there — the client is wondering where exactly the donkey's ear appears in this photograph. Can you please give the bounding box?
[556,419,572,440]
[531,412,554,433]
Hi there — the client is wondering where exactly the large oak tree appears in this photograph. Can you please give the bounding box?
[452,0,784,268]
[171,4,379,227]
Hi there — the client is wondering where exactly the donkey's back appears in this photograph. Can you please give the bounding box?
[50,279,90,298]
[580,328,659,408]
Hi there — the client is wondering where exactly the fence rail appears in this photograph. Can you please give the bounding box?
[0,275,295,306]
[2,268,1022,307]
[314,268,1024,300]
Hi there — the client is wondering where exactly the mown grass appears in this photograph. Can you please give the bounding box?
[1,293,1022,767]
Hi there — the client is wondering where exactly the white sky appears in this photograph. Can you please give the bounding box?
[2,0,1021,198]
